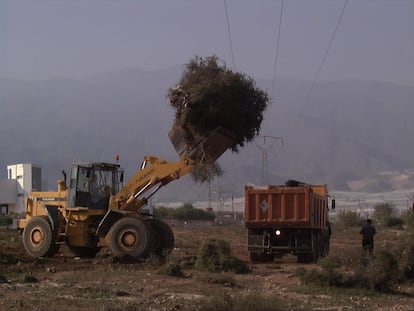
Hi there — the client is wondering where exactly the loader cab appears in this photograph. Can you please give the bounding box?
[67,163,122,209]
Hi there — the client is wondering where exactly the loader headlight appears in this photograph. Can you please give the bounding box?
[275,230,281,236]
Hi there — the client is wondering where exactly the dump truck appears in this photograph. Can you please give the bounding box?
[244,181,335,263]
[18,124,235,260]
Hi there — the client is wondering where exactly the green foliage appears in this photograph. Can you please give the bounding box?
[373,203,395,224]
[372,203,405,228]
[363,250,399,292]
[0,274,8,283]
[0,216,13,226]
[0,252,19,264]
[195,239,250,274]
[383,216,404,228]
[158,258,184,277]
[168,55,270,152]
[23,274,38,283]
[296,250,400,293]
[336,210,365,227]
[400,210,414,227]
[154,204,215,221]
[397,230,414,279]
[294,264,345,288]
[190,162,223,184]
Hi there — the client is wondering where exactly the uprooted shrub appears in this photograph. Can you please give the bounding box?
[168,55,270,153]
[195,239,250,274]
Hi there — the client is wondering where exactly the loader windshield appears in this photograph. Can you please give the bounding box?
[68,163,120,209]
[90,165,117,204]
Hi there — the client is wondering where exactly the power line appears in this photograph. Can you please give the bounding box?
[271,0,284,99]
[295,0,349,128]
[224,0,236,70]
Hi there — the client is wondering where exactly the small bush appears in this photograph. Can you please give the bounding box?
[0,216,13,226]
[158,258,184,277]
[363,250,399,292]
[222,256,251,274]
[401,210,414,227]
[383,216,404,228]
[23,274,38,283]
[397,231,414,279]
[0,252,19,264]
[0,274,8,283]
[195,239,250,274]
[296,251,400,293]
[294,265,345,288]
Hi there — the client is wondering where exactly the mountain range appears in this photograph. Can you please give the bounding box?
[0,67,413,202]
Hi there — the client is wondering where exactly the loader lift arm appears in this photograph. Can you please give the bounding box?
[109,156,195,212]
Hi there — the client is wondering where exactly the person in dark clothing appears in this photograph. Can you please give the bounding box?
[360,219,376,254]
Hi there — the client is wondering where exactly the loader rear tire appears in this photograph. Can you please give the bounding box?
[109,217,154,259]
[23,216,57,258]
[147,219,174,258]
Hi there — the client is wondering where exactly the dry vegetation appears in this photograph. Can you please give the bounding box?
[1,221,413,311]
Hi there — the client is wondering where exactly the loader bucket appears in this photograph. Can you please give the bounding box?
[169,122,236,163]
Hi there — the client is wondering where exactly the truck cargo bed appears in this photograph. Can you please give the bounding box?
[244,185,328,228]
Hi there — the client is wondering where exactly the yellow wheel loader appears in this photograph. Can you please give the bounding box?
[18,125,235,260]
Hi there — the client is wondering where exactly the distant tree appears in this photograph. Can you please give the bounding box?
[336,210,364,227]
[154,203,215,221]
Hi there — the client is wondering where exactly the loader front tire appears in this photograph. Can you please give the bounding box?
[23,216,57,258]
[147,219,175,258]
[109,217,154,259]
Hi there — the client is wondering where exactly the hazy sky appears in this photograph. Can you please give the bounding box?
[1,0,413,86]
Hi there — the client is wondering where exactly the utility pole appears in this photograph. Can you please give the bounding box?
[254,135,283,185]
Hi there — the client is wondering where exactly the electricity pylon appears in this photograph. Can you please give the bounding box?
[254,135,283,185]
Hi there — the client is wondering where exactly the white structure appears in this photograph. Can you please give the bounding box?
[0,179,17,214]
[2,164,42,214]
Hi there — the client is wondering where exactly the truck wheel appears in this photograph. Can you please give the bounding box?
[320,236,329,257]
[147,219,174,258]
[109,217,154,259]
[68,245,101,258]
[23,216,57,258]
[297,253,316,263]
[297,254,308,263]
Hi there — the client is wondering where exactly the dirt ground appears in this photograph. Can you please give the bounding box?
[0,223,413,311]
